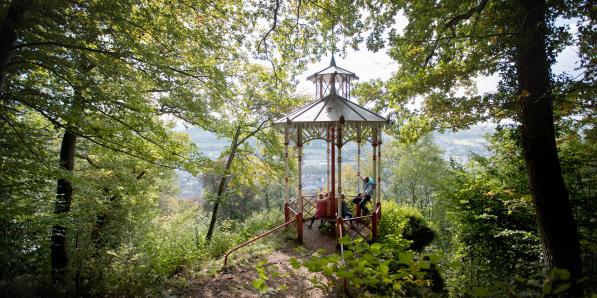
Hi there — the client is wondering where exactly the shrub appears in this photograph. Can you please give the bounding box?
[379,201,435,252]
[295,238,441,296]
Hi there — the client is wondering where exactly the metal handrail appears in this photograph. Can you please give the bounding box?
[223,218,297,267]
[287,206,298,215]
[343,214,372,222]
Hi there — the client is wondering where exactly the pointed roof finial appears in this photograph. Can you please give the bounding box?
[330,54,336,67]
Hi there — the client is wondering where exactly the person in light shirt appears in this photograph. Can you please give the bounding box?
[360,176,375,214]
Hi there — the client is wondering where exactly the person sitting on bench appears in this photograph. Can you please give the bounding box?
[352,193,370,215]
[308,193,329,229]
[341,194,353,218]
[361,176,376,214]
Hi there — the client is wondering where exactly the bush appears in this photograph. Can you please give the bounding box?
[251,202,444,296]
[76,205,283,296]
[293,238,443,296]
[379,201,435,252]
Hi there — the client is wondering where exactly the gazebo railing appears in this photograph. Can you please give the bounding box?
[224,217,297,267]
[339,202,382,242]
[285,196,381,244]
[287,195,318,219]
[302,195,317,219]
[340,215,373,241]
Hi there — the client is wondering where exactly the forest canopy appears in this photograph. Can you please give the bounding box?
[0,0,595,296]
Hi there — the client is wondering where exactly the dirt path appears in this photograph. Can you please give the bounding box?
[174,223,340,297]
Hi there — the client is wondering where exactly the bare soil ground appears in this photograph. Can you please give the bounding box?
[170,222,342,298]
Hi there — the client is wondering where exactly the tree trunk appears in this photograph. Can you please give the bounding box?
[51,130,77,284]
[206,125,242,241]
[515,0,583,289]
[0,0,26,87]
[91,171,144,249]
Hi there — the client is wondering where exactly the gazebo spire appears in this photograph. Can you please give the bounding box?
[305,55,359,100]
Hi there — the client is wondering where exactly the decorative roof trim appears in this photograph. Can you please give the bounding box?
[274,93,389,125]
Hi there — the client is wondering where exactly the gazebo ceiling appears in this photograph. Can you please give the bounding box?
[274,93,388,126]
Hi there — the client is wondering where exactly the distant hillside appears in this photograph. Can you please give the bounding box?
[176,125,494,198]
[433,124,493,161]
[181,124,492,161]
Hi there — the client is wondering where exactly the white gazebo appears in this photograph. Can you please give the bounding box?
[275,56,389,244]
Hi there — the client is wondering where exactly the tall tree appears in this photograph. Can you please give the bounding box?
[384,135,446,217]
[204,63,302,241]
[514,0,581,285]
[0,0,244,286]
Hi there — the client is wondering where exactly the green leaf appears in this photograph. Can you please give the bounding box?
[339,236,351,245]
[398,252,414,266]
[251,279,265,291]
[289,257,300,269]
[472,287,490,297]
[549,267,570,281]
[370,243,382,255]
[542,283,552,294]
[553,283,570,294]
[419,260,430,270]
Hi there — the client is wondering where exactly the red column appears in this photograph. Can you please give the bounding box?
[330,128,336,200]
[372,210,378,240]
[297,213,303,243]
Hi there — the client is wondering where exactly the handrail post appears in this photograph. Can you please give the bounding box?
[224,218,296,267]
[297,127,303,243]
[284,202,289,223]
[372,210,378,240]
[297,212,303,243]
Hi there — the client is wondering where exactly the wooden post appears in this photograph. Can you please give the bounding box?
[331,73,337,95]
[377,126,382,206]
[372,208,378,240]
[319,76,323,99]
[336,217,344,252]
[297,212,303,243]
[284,126,289,223]
[372,127,378,202]
[297,126,303,243]
[356,128,362,217]
[337,119,343,220]
[326,127,330,193]
[372,127,378,239]
[357,127,361,194]
[330,128,335,200]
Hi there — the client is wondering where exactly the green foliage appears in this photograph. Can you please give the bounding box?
[465,267,578,297]
[298,238,439,296]
[437,127,597,294]
[250,257,292,295]
[207,209,282,258]
[79,206,282,296]
[0,112,57,295]
[439,130,541,293]
[271,204,441,296]
[378,201,435,252]
[383,134,447,221]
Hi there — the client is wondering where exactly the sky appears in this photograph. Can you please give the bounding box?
[296,18,581,98]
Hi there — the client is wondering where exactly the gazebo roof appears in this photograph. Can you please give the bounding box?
[306,56,359,82]
[274,93,388,126]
